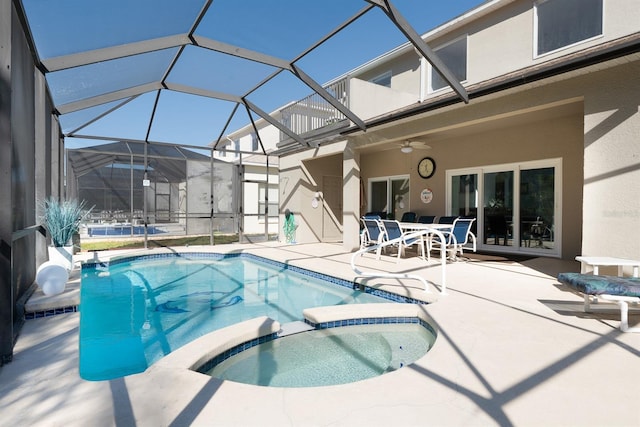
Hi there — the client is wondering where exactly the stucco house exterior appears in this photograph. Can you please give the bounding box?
[267,0,639,261]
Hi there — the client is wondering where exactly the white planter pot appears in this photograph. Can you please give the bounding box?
[48,245,74,271]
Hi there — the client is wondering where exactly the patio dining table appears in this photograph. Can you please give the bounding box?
[399,222,453,232]
[397,222,454,261]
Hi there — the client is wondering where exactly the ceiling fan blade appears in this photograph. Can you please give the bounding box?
[371,140,432,152]
[406,140,431,150]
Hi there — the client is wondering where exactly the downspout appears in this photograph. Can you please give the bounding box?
[265,155,270,241]
[143,143,148,249]
[419,56,427,103]
[210,147,214,245]
[130,152,134,237]
[238,153,243,243]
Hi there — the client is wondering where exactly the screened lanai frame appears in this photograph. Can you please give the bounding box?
[17,0,468,245]
[2,1,474,366]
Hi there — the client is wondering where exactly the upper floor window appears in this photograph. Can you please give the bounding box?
[234,139,240,158]
[279,111,291,142]
[535,0,603,56]
[251,132,259,151]
[429,36,467,92]
[258,183,278,221]
[370,71,391,88]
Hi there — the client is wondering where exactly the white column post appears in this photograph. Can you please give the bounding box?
[343,141,361,251]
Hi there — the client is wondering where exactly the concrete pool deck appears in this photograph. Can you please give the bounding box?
[1,243,638,426]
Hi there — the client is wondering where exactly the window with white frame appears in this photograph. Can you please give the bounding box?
[251,132,259,151]
[370,71,391,88]
[429,36,467,92]
[258,183,278,221]
[279,111,291,141]
[535,0,603,56]
[368,175,410,220]
[234,139,240,158]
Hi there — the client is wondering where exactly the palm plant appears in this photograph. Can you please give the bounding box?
[41,197,91,247]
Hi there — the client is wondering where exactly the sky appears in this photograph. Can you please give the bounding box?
[23,0,488,150]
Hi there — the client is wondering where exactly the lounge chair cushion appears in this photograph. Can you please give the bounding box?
[558,273,640,297]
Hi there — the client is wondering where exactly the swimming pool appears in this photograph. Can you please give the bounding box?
[87,224,164,236]
[202,322,435,387]
[80,253,421,381]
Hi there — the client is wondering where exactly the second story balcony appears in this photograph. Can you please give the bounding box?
[278,76,419,142]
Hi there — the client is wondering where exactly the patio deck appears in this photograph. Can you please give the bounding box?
[1,243,638,426]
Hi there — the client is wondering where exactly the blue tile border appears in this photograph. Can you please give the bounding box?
[26,251,429,321]
[25,305,79,320]
[195,332,279,374]
[304,316,437,337]
[80,251,432,305]
[195,316,435,375]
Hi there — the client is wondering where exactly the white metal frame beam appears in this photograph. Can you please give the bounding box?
[164,83,242,103]
[39,0,470,149]
[57,82,163,114]
[41,35,191,72]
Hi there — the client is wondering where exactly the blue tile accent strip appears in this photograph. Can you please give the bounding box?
[26,252,428,321]
[195,332,279,374]
[304,316,437,337]
[195,316,436,375]
[80,251,432,305]
[24,305,79,320]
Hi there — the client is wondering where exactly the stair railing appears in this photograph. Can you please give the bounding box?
[350,229,448,295]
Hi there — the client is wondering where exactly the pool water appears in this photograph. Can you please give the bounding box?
[205,323,435,387]
[87,225,164,236]
[79,255,389,381]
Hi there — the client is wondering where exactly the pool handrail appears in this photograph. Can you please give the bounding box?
[350,228,448,295]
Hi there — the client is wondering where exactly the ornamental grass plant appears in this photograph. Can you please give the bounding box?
[41,198,91,247]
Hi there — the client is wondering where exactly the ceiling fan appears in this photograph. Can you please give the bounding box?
[397,139,431,154]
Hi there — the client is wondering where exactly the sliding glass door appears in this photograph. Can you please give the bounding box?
[484,171,514,248]
[520,167,556,250]
[451,174,478,218]
[450,173,478,235]
[369,175,410,220]
[447,159,561,256]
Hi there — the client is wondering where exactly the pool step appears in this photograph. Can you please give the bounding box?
[279,321,314,337]
[24,268,82,319]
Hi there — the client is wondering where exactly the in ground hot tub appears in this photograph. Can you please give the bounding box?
[192,304,438,388]
[201,321,435,387]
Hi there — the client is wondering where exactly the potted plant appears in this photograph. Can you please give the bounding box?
[40,197,91,271]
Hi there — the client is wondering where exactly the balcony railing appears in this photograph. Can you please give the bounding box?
[279,78,349,141]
